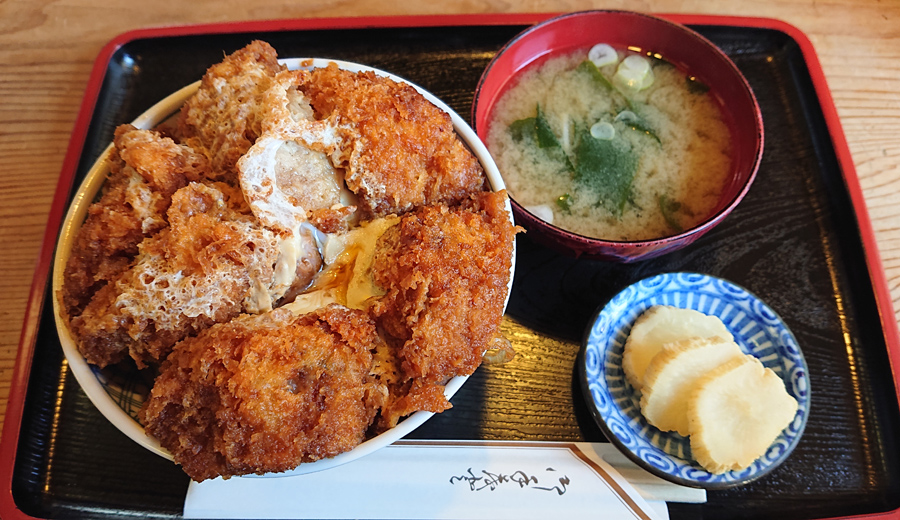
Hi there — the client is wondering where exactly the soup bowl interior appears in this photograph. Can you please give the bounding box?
[472,10,763,262]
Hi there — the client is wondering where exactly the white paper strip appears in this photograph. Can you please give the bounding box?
[183,440,706,520]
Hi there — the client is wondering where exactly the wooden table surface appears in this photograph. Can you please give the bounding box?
[0,0,897,435]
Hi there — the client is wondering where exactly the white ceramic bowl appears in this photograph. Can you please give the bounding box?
[52,58,515,475]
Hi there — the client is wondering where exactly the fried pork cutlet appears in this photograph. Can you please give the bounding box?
[302,64,487,219]
[72,181,322,368]
[369,190,517,429]
[62,40,519,482]
[177,40,286,180]
[61,125,208,322]
[140,305,385,482]
[236,71,347,234]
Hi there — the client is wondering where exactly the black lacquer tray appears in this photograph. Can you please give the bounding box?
[2,13,899,520]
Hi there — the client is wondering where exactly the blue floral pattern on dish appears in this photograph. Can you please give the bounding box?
[581,272,810,489]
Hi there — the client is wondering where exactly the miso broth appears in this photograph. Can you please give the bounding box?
[486,45,732,241]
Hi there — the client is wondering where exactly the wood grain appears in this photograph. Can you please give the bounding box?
[0,0,897,438]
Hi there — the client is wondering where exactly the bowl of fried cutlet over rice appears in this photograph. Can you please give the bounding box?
[52,41,520,482]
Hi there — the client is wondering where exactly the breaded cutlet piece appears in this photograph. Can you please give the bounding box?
[369,190,517,429]
[71,182,320,368]
[237,69,347,233]
[177,40,286,180]
[61,124,208,320]
[302,63,487,218]
[140,305,385,481]
[240,68,361,234]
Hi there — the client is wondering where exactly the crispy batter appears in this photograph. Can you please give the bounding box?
[62,125,208,321]
[370,190,516,429]
[302,64,487,218]
[68,282,137,367]
[374,379,453,433]
[72,182,314,368]
[62,41,517,481]
[238,135,343,232]
[236,69,348,233]
[177,40,286,180]
[308,205,356,234]
[139,305,384,481]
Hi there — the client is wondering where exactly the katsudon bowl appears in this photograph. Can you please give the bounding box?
[52,57,516,476]
[472,10,763,262]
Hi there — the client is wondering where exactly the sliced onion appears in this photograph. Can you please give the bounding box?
[588,43,618,67]
[560,113,571,150]
[590,122,616,140]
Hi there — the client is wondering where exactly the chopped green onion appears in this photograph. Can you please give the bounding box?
[590,122,616,140]
[588,43,619,67]
[614,54,655,94]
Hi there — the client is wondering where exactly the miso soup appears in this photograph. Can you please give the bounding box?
[486,44,732,241]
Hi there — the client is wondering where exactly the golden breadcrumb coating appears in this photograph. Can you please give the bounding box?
[72,182,322,368]
[302,63,487,218]
[370,190,516,429]
[177,40,286,180]
[140,305,385,481]
[236,69,350,233]
[61,125,208,318]
[61,41,517,481]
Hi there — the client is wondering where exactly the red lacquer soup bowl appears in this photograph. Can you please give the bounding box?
[473,10,763,262]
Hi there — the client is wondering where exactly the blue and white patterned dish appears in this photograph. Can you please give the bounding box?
[580,272,810,489]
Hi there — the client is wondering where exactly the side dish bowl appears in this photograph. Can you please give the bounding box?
[52,58,515,475]
[579,272,809,489]
[472,10,763,262]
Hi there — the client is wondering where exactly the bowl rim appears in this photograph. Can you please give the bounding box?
[51,57,515,475]
[471,9,764,249]
[578,271,810,490]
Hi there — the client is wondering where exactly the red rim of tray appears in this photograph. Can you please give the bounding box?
[0,13,896,520]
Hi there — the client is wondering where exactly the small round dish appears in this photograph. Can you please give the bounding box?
[52,58,514,475]
[472,10,764,262]
[579,272,809,489]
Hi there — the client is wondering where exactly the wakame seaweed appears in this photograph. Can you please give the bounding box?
[573,127,638,217]
[509,105,575,173]
[659,194,684,233]
[617,107,661,143]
